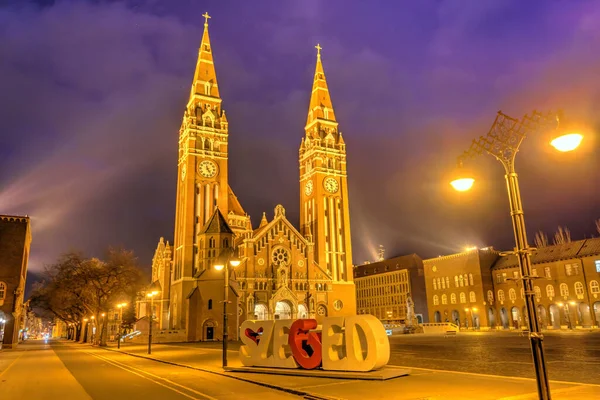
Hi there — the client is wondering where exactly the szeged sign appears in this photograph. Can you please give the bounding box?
[239,315,390,372]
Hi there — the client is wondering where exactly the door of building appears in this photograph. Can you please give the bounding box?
[206,327,214,340]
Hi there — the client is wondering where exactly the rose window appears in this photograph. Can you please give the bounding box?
[316,305,327,316]
[272,247,290,265]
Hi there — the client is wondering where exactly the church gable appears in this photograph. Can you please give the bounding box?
[252,204,308,257]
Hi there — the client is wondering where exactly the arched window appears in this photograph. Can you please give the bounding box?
[464,274,468,286]
[437,277,442,289]
[323,107,329,119]
[498,290,505,302]
[450,293,457,304]
[534,286,541,300]
[433,295,439,305]
[446,277,450,288]
[0,281,6,300]
[509,288,517,302]
[590,280,600,294]
[469,291,476,302]
[459,292,466,304]
[204,81,211,95]
[208,299,213,310]
[433,279,437,290]
[455,276,459,287]
[575,282,584,298]
[469,273,474,286]
[442,294,448,305]
[546,285,555,298]
[459,275,464,287]
[560,283,569,297]
[487,290,494,304]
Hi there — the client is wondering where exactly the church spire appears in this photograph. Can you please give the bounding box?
[190,12,220,101]
[305,44,336,127]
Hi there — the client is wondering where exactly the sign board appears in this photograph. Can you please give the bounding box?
[239,314,390,372]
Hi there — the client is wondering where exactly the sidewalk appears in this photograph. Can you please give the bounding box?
[103,341,600,400]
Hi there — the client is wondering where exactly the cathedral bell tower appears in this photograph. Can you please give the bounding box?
[299,45,356,314]
[171,13,230,329]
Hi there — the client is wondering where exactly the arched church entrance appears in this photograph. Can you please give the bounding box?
[578,303,592,327]
[594,302,600,326]
[451,310,460,326]
[202,319,216,341]
[434,311,441,323]
[275,301,292,320]
[297,304,308,319]
[254,303,268,320]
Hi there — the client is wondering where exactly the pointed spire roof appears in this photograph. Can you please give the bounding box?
[190,12,220,101]
[259,212,268,228]
[200,207,233,234]
[306,44,336,127]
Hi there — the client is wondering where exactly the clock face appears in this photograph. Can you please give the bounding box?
[324,177,339,194]
[304,180,313,196]
[181,164,187,181]
[198,160,217,178]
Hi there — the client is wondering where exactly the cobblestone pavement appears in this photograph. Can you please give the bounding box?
[387,331,600,384]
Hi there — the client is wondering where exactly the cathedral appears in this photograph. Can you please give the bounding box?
[150,14,356,341]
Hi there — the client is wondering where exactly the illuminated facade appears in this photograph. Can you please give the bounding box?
[355,254,427,324]
[0,215,31,349]
[424,238,600,330]
[162,15,356,341]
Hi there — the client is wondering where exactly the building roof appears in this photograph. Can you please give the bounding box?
[228,185,246,216]
[354,254,422,278]
[492,237,600,270]
[200,208,233,234]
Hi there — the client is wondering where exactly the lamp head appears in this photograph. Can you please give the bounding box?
[551,111,583,152]
[450,160,475,192]
[229,255,241,268]
[214,262,225,271]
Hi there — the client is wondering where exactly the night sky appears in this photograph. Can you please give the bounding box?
[1,0,598,277]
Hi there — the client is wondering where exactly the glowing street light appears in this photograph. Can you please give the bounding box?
[146,289,161,354]
[449,109,584,400]
[550,133,583,152]
[215,246,241,368]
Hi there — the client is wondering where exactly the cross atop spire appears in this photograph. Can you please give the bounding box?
[315,43,322,57]
[202,12,211,27]
[305,44,336,128]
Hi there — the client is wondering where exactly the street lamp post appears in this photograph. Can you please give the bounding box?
[451,110,583,400]
[214,247,241,368]
[116,302,127,349]
[147,291,159,354]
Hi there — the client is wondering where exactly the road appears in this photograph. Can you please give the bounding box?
[388,331,600,384]
[0,340,299,400]
[179,330,600,385]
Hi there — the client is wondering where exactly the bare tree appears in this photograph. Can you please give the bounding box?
[553,226,572,245]
[534,230,548,248]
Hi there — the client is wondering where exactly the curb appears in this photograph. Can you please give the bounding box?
[102,346,341,400]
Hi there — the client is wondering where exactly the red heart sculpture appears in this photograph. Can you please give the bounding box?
[245,327,263,344]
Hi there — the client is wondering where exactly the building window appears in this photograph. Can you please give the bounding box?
[534,286,541,300]
[442,294,448,305]
[546,285,555,298]
[433,295,439,305]
[509,288,517,302]
[573,264,580,275]
[208,299,213,310]
[433,279,437,290]
[323,107,329,119]
[590,280,600,294]
[532,268,538,277]
[498,290,505,302]
[469,291,476,302]
[455,276,459,287]
[596,260,600,273]
[487,290,494,304]
[204,81,211,95]
[502,272,507,282]
[574,282,584,298]
[440,278,445,289]
[0,281,5,300]
[513,271,519,279]
[564,264,572,276]
[445,277,450,288]
[450,293,456,304]
[545,267,551,278]
[459,275,464,287]
[460,292,466,303]
[496,274,502,284]
[468,273,473,286]
[560,283,569,297]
